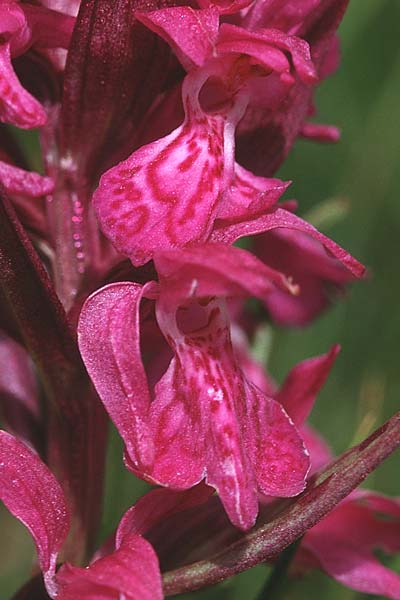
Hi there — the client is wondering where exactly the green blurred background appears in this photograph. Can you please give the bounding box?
[1,0,399,597]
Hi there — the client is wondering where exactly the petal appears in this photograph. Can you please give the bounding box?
[276,345,340,426]
[0,333,41,449]
[0,430,69,598]
[93,72,225,266]
[57,535,162,600]
[21,4,74,50]
[77,282,153,469]
[252,226,356,326]
[211,206,365,278]
[148,356,206,489]
[0,43,47,128]
[136,6,219,69]
[245,383,309,497]
[0,160,54,197]
[300,121,340,143]
[217,24,317,83]
[304,535,400,600]
[197,0,254,15]
[154,242,298,303]
[216,163,290,223]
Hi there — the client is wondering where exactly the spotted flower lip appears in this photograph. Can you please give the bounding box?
[0,429,163,600]
[78,242,311,531]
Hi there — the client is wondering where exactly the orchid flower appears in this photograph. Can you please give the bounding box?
[78,242,313,530]
[93,6,318,265]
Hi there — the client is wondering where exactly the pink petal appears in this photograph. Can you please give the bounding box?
[0,43,47,128]
[154,242,298,303]
[0,430,69,598]
[354,490,400,519]
[300,121,341,143]
[116,483,213,546]
[77,283,153,469]
[0,334,41,448]
[22,4,75,50]
[240,0,321,34]
[276,345,340,426]
[246,382,309,497]
[0,159,54,197]
[57,535,162,600]
[217,24,317,83]
[231,324,277,396]
[304,535,400,599]
[252,226,356,326]
[146,356,206,489]
[212,206,365,279]
[197,0,254,15]
[136,7,219,69]
[217,163,290,223]
[93,73,225,266]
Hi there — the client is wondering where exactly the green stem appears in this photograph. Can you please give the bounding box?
[255,539,301,600]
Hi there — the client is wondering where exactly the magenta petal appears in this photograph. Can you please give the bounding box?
[0,43,47,128]
[136,7,220,69]
[154,242,298,302]
[148,357,206,489]
[0,334,41,448]
[78,283,153,468]
[217,24,317,83]
[0,430,69,598]
[93,74,225,266]
[276,345,340,426]
[300,121,341,143]
[0,160,54,197]
[197,0,254,15]
[212,206,365,278]
[217,163,290,223]
[57,535,162,600]
[246,383,309,497]
[304,533,400,599]
[21,4,75,50]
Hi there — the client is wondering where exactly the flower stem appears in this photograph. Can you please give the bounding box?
[162,411,400,595]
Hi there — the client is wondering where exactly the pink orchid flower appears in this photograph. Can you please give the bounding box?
[0,429,163,600]
[0,0,74,128]
[92,6,318,265]
[78,242,311,530]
